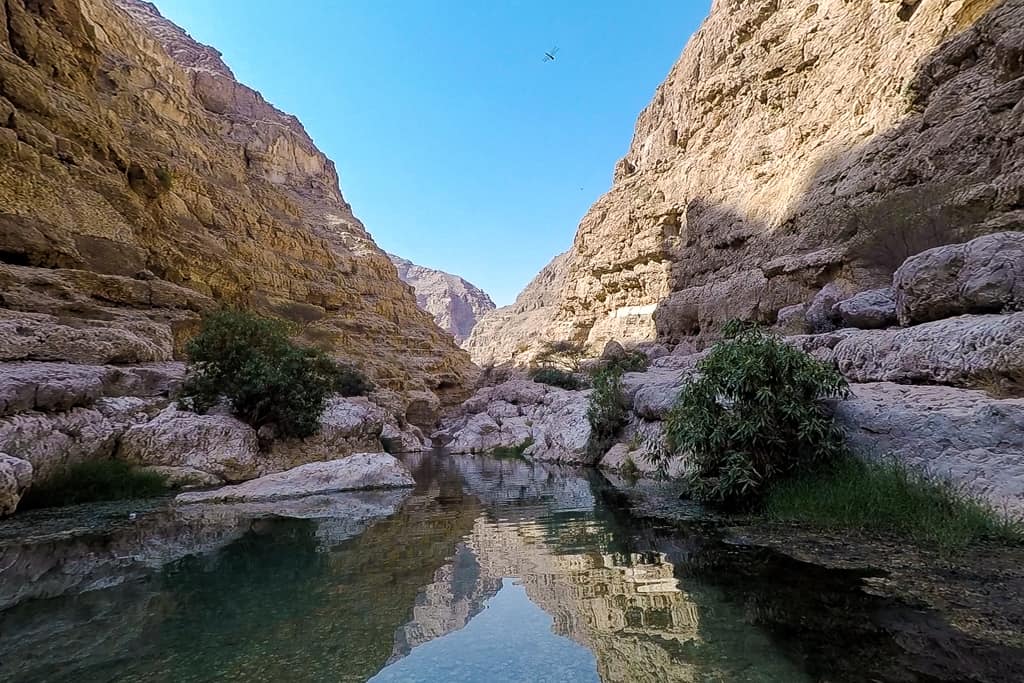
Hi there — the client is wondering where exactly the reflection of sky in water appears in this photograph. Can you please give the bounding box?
[372,578,599,683]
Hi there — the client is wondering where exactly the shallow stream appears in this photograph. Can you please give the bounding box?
[1,453,1020,682]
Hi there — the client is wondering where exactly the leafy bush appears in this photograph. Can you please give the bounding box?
[603,349,649,375]
[530,367,584,390]
[766,457,1024,551]
[586,367,628,460]
[19,460,170,510]
[663,321,849,508]
[180,309,371,439]
[534,340,588,372]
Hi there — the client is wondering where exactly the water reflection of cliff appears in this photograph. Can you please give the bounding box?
[388,454,806,683]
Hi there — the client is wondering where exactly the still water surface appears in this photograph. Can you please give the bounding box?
[1,453,1021,682]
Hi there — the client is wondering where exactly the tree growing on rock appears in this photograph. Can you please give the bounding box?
[533,340,588,373]
[662,321,849,508]
[180,309,372,439]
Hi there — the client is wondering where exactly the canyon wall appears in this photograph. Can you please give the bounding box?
[467,0,1023,363]
[389,254,495,343]
[0,0,474,401]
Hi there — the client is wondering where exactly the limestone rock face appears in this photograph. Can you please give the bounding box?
[468,0,1024,361]
[117,405,259,483]
[263,397,387,472]
[435,380,592,464]
[175,453,415,504]
[0,0,473,403]
[0,453,32,516]
[894,232,1024,325]
[833,383,1024,515]
[389,254,495,343]
[834,288,898,330]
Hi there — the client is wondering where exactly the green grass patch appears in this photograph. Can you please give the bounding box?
[486,439,534,460]
[19,460,171,510]
[765,457,1024,551]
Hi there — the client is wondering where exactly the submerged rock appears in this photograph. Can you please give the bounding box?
[176,453,414,504]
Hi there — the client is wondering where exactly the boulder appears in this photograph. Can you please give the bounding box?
[833,288,897,329]
[437,380,592,463]
[621,368,692,421]
[381,421,430,453]
[804,282,847,333]
[830,312,1024,389]
[0,453,33,516]
[600,340,627,362]
[775,303,809,336]
[264,397,387,471]
[0,407,125,480]
[833,383,1024,515]
[175,453,414,503]
[894,232,1024,326]
[118,405,259,483]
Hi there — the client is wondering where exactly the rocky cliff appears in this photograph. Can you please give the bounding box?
[0,0,474,400]
[467,0,1023,362]
[388,254,495,343]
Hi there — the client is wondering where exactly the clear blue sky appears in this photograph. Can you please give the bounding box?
[154,1,710,306]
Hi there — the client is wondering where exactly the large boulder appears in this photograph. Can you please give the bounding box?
[264,397,387,471]
[894,232,1024,326]
[436,380,592,463]
[833,383,1024,515]
[118,405,259,484]
[175,453,414,503]
[829,312,1024,389]
[833,288,897,330]
[0,453,32,516]
[620,368,691,421]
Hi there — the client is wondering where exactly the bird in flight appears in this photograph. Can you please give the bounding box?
[542,46,559,62]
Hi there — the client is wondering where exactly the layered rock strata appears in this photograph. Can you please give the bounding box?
[468,0,1023,362]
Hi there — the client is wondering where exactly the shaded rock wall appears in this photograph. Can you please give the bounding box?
[468,0,1023,362]
[0,0,473,400]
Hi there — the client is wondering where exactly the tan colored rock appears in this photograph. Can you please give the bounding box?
[175,453,414,503]
[389,254,495,343]
[0,453,32,516]
[0,0,473,404]
[468,0,1023,360]
[894,232,1024,325]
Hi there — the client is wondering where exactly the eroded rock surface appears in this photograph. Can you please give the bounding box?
[0,0,473,403]
[176,453,414,503]
[435,380,592,463]
[0,453,32,516]
[468,0,1023,361]
[389,254,495,343]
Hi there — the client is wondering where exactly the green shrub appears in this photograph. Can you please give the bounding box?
[530,367,584,390]
[19,460,170,510]
[180,309,371,439]
[663,321,849,508]
[604,349,649,374]
[586,367,628,460]
[534,340,587,372]
[766,457,1024,551]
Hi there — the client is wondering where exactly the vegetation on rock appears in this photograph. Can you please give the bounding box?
[586,367,628,460]
[529,367,584,390]
[20,461,170,510]
[487,438,534,460]
[664,321,849,508]
[767,457,1024,551]
[534,340,587,373]
[602,349,649,375]
[180,309,371,439]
